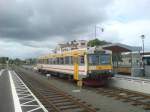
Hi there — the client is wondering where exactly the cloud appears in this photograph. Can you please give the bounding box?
[0,41,50,59]
[107,0,150,21]
[101,20,150,51]
[0,0,150,58]
[0,0,111,42]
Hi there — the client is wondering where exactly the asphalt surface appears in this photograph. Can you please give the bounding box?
[0,69,14,112]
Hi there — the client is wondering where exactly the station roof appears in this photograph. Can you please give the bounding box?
[101,43,142,53]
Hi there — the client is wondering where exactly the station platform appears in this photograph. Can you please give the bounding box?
[0,69,47,112]
[108,74,150,95]
[0,69,14,112]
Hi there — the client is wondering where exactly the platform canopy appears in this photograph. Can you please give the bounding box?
[101,43,142,53]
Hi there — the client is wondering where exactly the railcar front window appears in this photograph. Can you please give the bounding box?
[88,55,99,65]
[100,55,111,64]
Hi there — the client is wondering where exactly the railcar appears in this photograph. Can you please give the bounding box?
[37,47,113,86]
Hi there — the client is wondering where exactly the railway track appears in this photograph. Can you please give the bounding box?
[36,72,150,111]
[14,69,99,112]
[96,87,150,110]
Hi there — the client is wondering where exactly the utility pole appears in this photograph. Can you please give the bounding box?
[94,24,104,39]
[94,24,97,39]
[141,34,145,76]
[6,60,9,70]
[141,35,145,56]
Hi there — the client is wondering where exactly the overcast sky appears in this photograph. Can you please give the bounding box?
[0,0,150,59]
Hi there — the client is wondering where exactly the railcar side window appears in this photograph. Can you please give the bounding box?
[51,58,53,64]
[48,58,51,64]
[47,59,49,64]
[56,58,59,64]
[54,58,56,64]
[54,58,57,64]
[52,58,56,64]
[70,56,73,64]
[79,56,85,65]
[65,56,70,64]
[43,59,45,64]
[50,58,52,64]
[38,59,40,64]
[44,59,48,64]
[59,57,64,64]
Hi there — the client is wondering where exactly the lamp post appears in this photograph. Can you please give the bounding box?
[141,35,145,56]
[141,34,145,76]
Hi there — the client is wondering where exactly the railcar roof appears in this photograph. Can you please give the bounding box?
[38,48,87,59]
[38,47,110,59]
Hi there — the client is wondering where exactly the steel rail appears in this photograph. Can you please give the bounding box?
[15,68,98,112]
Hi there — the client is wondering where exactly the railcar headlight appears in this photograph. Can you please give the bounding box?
[109,70,112,72]
[89,71,92,73]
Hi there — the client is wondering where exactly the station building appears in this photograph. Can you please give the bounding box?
[101,43,142,77]
[101,43,150,94]
[142,52,150,77]
[55,40,88,53]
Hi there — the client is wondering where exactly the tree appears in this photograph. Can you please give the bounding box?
[13,58,25,65]
[112,53,122,67]
[25,58,37,65]
[0,57,9,64]
[87,38,111,47]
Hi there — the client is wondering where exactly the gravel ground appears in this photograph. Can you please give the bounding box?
[17,67,150,112]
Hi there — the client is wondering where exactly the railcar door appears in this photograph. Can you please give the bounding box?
[73,55,79,80]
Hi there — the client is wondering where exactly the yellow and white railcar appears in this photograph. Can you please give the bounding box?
[37,47,112,81]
